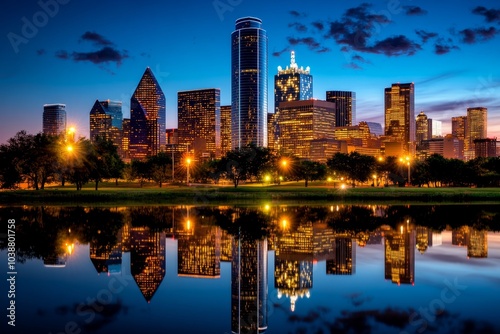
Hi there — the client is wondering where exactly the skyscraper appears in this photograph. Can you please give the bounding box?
[89,100,123,147]
[428,119,442,138]
[415,111,429,145]
[220,105,232,155]
[130,67,166,160]
[43,104,66,136]
[274,51,312,113]
[178,88,221,158]
[452,116,467,160]
[326,237,356,275]
[326,91,356,127]
[465,107,487,159]
[384,83,415,154]
[231,17,268,149]
[384,225,415,285]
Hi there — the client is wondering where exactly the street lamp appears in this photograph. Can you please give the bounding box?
[186,158,191,186]
[399,156,411,185]
[372,174,377,187]
[279,158,288,185]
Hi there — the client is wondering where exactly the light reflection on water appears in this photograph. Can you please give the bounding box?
[0,204,499,334]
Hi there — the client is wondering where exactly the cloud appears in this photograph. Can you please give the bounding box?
[344,62,363,70]
[56,47,128,65]
[272,46,290,57]
[472,6,500,24]
[415,30,438,43]
[416,70,467,85]
[324,4,421,57]
[288,22,307,33]
[403,6,428,16]
[80,31,113,46]
[289,10,307,18]
[36,49,45,56]
[352,54,370,64]
[460,27,498,44]
[434,39,460,55]
[287,36,330,53]
[365,35,421,56]
[312,21,324,31]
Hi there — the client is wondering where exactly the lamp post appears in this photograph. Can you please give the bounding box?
[279,158,288,185]
[186,158,191,186]
[399,156,411,185]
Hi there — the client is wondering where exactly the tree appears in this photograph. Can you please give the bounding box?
[131,160,149,187]
[66,139,94,190]
[89,137,124,191]
[295,160,326,187]
[147,152,172,188]
[327,152,375,187]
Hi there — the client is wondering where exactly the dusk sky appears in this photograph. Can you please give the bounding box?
[1,0,499,144]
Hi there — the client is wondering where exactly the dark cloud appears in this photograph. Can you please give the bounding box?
[36,49,45,56]
[365,35,421,56]
[80,31,113,47]
[403,6,428,16]
[324,4,421,57]
[287,36,330,53]
[352,54,370,64]
[460,27,498,44]
[288,22,307,33]
[312,21,324,31]
[344,62,363,70]
[472,6,500,24]
[56,47,128,65]
[289,10,307,18]
[434,40,460,55]
[272,46,290,57]
[415,30,438,43]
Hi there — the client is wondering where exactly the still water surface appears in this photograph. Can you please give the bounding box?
[1,204,499,334]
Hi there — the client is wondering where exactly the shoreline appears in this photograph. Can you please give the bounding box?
[2,185,500,206]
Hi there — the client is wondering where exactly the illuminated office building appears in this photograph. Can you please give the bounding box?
[467,228,488,258]
[130,227,166,302]
[178,226,221,278]
[326,237,356,275]
[452,226,469,247]
[274,51,312,114]
[231,17,268,149]
[415,111,429,145]
[130,67,166,160]
[221,105,232,155]
[428,119,442,138]
[43,104,66,136]
[89,100,123,150]
[313,223,336,261]
[231,238,268,333]
[452,116,466,159]
[121,118,131,160]
[366,122,383,137]
[384,225,415,285]
[333,121,372,147]
[276,100,336,159]
[384,83,415,154]
[474,138,497,158]
[178,89,221,159]
[326,91,356,127]
[465,107,487,159]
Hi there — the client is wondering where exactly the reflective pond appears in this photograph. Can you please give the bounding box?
[1,204,499,334]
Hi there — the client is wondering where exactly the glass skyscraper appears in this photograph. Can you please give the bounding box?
[231,17,268,149]
[178,88,221,159]
[326,91,356,127]
[130,67,166,160]
[89,99,123,143]
[465,107,487,159]
[43,104,66,136]
[384,83,415,154]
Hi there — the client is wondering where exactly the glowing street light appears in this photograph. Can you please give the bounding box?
[186,158,191,186]
[399,156,411,185]
[66,144,74,153]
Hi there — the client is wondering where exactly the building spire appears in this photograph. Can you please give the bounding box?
[290,51,297,69]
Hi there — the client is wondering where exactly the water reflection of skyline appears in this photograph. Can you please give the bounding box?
[1,204,499,333]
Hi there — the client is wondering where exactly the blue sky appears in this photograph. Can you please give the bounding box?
[1,0,499,144]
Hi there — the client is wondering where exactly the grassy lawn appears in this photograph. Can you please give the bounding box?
[1,180,500,205]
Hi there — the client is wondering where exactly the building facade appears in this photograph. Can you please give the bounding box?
[474,138,497,158]
[43,104,66,136]
[326,91,356,127]
[231,17,268,149]
[415,111,429,145]
[178,88,221,159]
[220,105,232,156]
[130,67,166,160]
[465,107,487,159]
[275,100,336,160]
[89,100,123,148]
[384,83,415,154]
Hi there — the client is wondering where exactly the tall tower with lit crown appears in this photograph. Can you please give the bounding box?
[231,17,268,149]
[43,104,66,136]
[130,67,166,160]
[384,83,415,154]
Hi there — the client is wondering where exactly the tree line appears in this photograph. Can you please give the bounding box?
[1,131,500,189]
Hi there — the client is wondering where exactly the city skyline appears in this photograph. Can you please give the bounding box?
[1,0,500,144]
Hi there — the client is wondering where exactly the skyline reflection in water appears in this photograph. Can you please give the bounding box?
[0,204,499,334]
